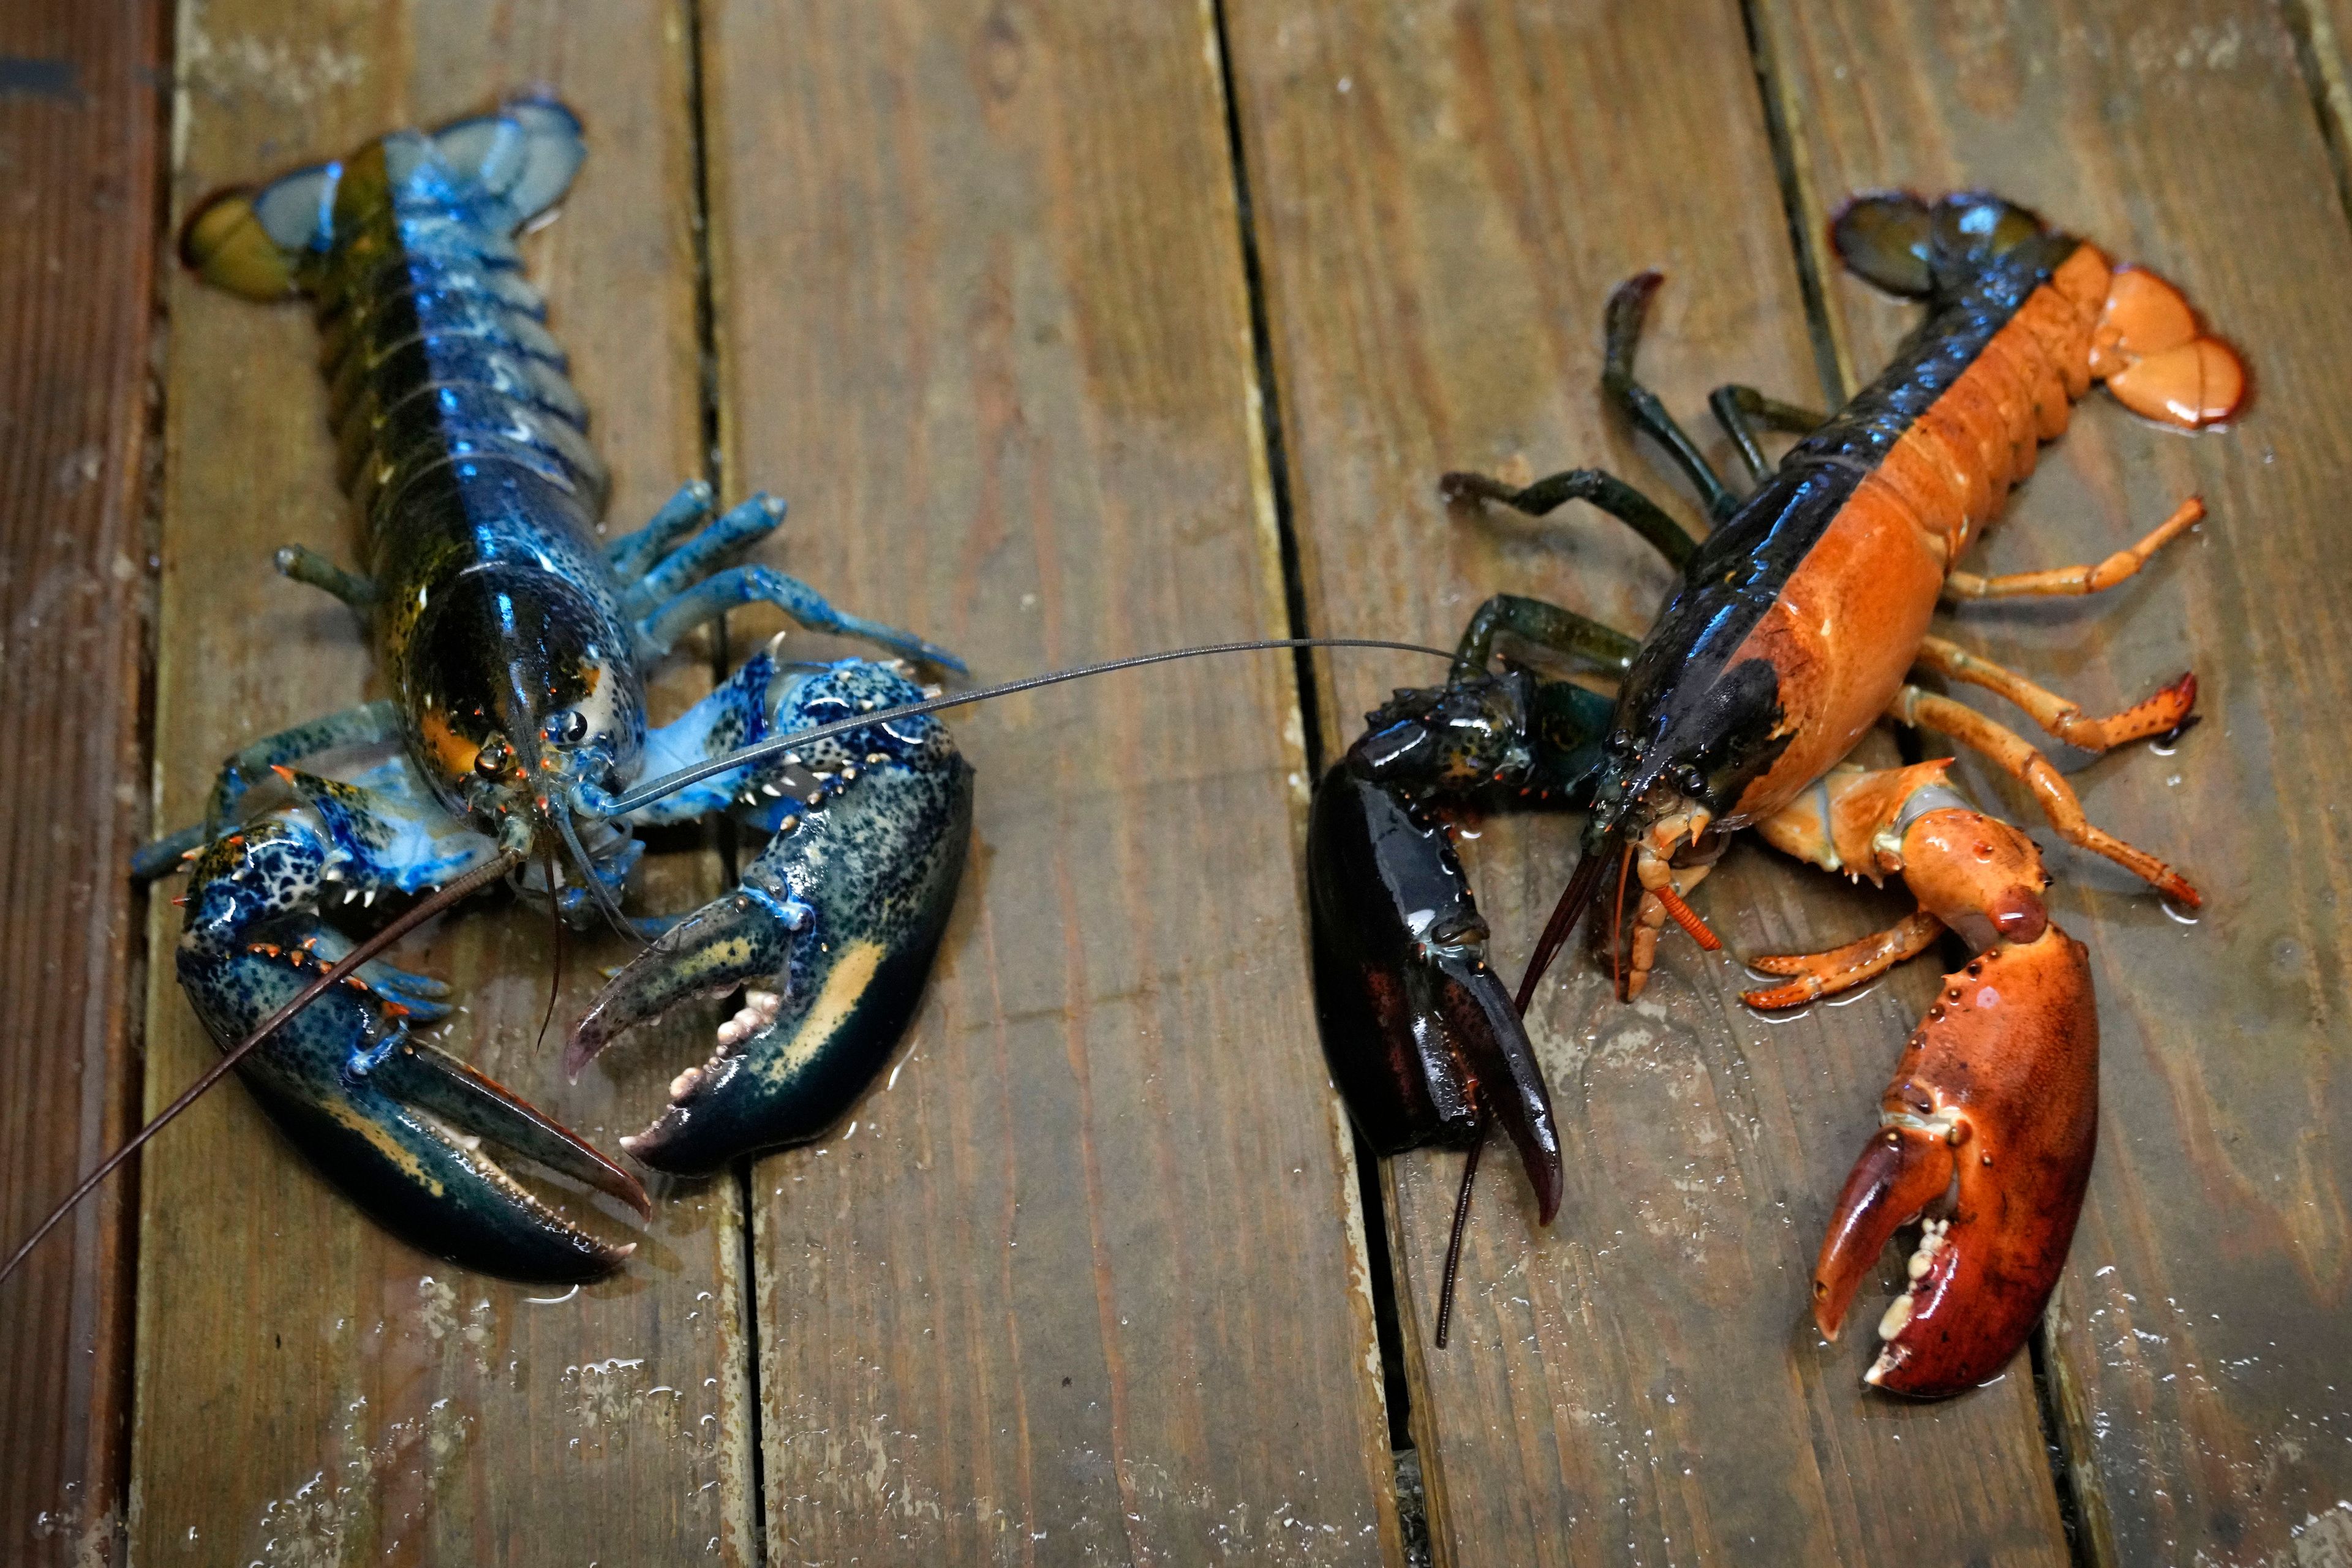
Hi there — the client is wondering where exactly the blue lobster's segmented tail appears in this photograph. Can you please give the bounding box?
[181,97,586,299]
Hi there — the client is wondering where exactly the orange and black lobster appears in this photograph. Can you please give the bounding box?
[1308,191,2243,1395]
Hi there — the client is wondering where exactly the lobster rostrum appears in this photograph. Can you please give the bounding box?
[132,102,974,1281]
[1310,190,2242,1393]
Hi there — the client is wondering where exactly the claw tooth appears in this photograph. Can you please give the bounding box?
[745,989,780,1012]
[363,888,377,907]
[717,1020,746,1046]
[671,1067,703,1098]
[761,783,782,797]
[1877,1291,1916,1342]
[619,1133,643,1155]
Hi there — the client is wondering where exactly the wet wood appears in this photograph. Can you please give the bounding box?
[132,1,755,1561]
[1222,2,2071,1562]
[1758,0,2352,1560]
[699,1,1400,1560]
[0,2,160,1562]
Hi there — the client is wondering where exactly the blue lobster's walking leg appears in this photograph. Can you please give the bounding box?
[606,480,717,578]
[635,565,966,671]
[608,486,966,671]
[132,701,406,881]
[200,700,403,831]
[274,543,379,609]
[619,493,786,612]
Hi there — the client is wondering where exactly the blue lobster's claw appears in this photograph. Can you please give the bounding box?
[1307,766,1563,1223]
[179,824,646,1283]
[569,741,973,1177]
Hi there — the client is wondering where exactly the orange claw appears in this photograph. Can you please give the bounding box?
[1812,925,2098,1396]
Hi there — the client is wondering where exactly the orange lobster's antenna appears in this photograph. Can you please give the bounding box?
[0,848,525,1290]
[1653,883,1722,951]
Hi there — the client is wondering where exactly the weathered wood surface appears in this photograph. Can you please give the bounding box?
[132,1,755,1561]
[0,3,159,1562]
[1223,1,2075,1562]
[1759,1,2352,1562]
[701,1,1400,1561]
[22,0,2352,1562]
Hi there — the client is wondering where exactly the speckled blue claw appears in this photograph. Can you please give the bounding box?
[178,822,647,1282]
[569,664,974,1177]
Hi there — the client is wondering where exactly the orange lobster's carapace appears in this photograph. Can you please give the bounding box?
[1311,190,2239,1390]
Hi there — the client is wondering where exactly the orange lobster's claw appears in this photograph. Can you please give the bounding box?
[1812,925,2098,1397]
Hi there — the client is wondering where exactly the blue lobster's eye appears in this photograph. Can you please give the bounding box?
[548,708,590,745]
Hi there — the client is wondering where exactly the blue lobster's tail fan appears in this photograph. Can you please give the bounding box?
[181,162,337,299]
[423,97,586,233]
[181,98,585,299]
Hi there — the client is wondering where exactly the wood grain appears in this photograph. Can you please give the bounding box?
[701,1,1401,1560]
[1758,0,2352,1561]
[1223,2,2073,1562]
[132,2,755,1561]
[0,3,160,1563]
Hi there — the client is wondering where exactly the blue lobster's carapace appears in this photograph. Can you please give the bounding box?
[137,101,975,1281]
[1311,191,2241,1390]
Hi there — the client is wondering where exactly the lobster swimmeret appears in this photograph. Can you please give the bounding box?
[143,101,973,1281]
[1310,191,2242,1394]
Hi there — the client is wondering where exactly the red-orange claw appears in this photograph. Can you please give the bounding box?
[1812,1123,1956,1343]
[1814,925,2099,1396]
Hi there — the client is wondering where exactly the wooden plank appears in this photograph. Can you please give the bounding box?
[1223,2,2075,1562]
[701,2,1401,1560]
[131,2,756,1561]
[0,2,160,1562]
[1758,0,2352,1561]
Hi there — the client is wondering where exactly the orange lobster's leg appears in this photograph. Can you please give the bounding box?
[1892,685,2201,908]
[1743,909,1943,1009]
[1912,635,2196,752]
[1942,496,2205,599]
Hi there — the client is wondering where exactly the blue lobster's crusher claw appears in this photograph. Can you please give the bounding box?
[567,692,974,1178]
[1307,766,1563,1225]
[178,826,649,1284]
